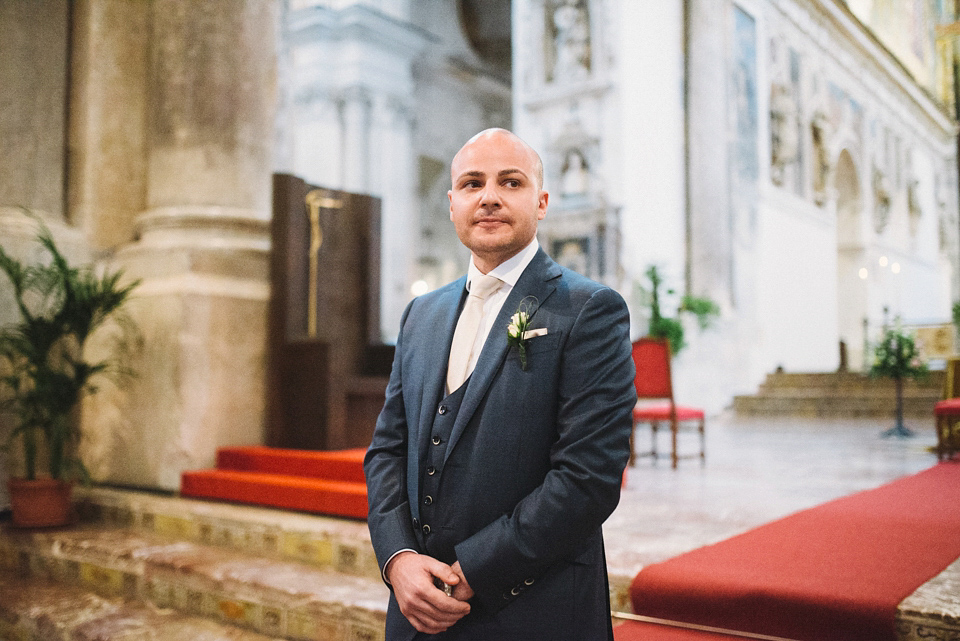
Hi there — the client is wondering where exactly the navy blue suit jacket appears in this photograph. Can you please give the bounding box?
[364,249,636,640]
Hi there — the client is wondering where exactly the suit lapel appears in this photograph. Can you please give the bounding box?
[414,277,466,464]
[443,250,562,464]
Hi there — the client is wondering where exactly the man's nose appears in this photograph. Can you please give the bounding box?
[479,183,501,207]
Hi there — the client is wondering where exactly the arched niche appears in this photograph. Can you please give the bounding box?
[834,148,867,370]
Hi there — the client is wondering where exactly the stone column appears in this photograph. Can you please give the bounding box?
[0,0,70,222]
[685,0,732,305]
[68,0,149,251]
[341,86,372,194]
[83,0,278,490]
[372,96,416,340]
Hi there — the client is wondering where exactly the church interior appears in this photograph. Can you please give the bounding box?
[0,0,959,639]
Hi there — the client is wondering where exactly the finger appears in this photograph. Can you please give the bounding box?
[417,586,471,616]
[420,556,461,587]
[402,598,467,632]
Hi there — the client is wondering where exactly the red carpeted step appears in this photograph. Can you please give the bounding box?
[180,468,368,519]
[215,446,366,483]
[629,463,960,641]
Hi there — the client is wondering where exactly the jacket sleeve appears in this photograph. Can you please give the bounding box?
[454,286,637,611]
[364,301,421,579]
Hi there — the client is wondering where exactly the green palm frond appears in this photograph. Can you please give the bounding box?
[0,212,140,480]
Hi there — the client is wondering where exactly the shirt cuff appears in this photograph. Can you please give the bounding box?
[382,548,418,584]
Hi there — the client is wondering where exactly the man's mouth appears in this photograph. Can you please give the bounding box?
[475,216,507,226]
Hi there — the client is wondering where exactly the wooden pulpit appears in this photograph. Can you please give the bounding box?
[267,174,393,451]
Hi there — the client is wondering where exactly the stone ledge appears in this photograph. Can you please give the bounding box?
[898,557,960,641]
[0,524,388,641]
[75,485,381,579]
[0,571,285,641]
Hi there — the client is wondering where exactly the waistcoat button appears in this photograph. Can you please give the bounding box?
[422,524,431,534]
[424,495,433,505]
[432,436,442,445]
[426,466,436,476]
[438,405,448,415]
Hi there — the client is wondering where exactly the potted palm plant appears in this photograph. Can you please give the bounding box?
[0,216,139,526]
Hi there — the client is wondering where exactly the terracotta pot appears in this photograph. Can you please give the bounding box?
[7,478,73,528]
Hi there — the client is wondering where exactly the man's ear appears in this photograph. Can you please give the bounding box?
[537,191,549,220]
[449,190,454,221]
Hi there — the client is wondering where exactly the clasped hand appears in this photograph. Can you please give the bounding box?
[386,552,474,634]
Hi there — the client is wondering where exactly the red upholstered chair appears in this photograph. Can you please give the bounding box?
[630,337,705,469]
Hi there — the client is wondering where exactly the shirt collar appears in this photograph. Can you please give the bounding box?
[467,238,540,292]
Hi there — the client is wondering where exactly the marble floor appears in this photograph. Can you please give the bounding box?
[604,411,944,591]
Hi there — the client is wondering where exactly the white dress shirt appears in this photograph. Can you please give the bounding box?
[461,238,540,378]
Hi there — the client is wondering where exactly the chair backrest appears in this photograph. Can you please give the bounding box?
[632,337,674,401]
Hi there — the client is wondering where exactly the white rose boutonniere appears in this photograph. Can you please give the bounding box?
[506,296,539,370]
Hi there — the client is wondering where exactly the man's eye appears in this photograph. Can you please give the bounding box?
[504,180,520,187]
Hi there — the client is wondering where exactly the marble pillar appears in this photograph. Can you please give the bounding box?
[341,87,372,195]
[68,0,149,251]
[685,0,733,306]
[372,97,416,336]
[81,0,278,490]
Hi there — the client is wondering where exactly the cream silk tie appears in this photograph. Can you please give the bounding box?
[446,273,503,393]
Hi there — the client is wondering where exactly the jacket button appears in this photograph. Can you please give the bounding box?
[426,466,436,476]
[438,405,448,415]
[422,524,431,534]
[432,436,442,445]
[510,586,521,596]
[423,495,433,505]
[524,578,535,586]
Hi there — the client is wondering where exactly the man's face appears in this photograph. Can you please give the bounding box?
[448,131,548,273]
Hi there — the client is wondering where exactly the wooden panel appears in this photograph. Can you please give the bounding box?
[267,174,386,450]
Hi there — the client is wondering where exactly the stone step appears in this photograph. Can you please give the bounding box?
[0,523,388,641]
[756,371,944,391]
[733,394,938,418]
[749,387,941,400]
[74,485,381,580]
[734,370,944,418]
[0,570,284,641]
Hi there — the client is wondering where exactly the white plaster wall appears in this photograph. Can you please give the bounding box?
[616,0,687,333]
[756,195,839,371]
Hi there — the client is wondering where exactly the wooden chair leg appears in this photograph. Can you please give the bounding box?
[699,418,706,464]
[671,418,679,469]
[651,422,658,459]
[950,416,960,460]
[937,415,946,462]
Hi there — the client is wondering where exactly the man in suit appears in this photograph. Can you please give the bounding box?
[364,128,636,640]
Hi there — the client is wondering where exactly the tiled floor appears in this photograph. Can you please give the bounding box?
[605,411,943,595]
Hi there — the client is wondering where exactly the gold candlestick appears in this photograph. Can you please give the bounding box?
[304,189,343,337]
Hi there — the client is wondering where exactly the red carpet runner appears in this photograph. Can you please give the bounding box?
[181,446,368,519]
[616,463,960,641]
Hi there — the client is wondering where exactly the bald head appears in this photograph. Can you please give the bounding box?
[452,128,544,191]
[447,127,549,272]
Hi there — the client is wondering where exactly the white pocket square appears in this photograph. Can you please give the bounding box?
[522,328,548,340]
